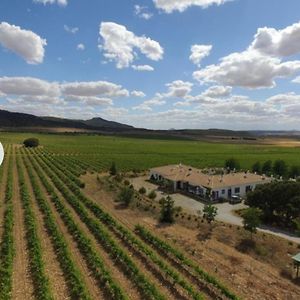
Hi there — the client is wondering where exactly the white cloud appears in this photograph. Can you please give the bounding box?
[33,0,68,6]
[266,92,300,106]
[0,22,47,64]
[175,85,231,106]
[99,22,164,69]
[132,64,154,71]
[131,81,193,111]
[77,43,85,51]
[0,77,60,97]
[64,25,79,34]
[64,95,113,106]
[133,94,166,111]
[292,76,300,83]
[61,81,129,98]
[102,107,128,117]
[202,85,232,98]
[193,21,300,89]
[165,80,193,98]
[131,90,146,97]
[250,21,300,57]
[0,76,132,110]
[190,44,212,66]
[193,49,300,88]
[153,0,231,13]
[134,5,153,20]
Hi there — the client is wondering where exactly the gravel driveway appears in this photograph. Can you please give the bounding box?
[130,176,300,243]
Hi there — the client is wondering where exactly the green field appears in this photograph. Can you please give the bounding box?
[1,132,300,171]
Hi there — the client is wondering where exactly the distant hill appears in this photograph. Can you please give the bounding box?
[0,109,134,132]
[1,109,299,141]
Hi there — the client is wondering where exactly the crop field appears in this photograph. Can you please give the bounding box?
[0,133,300,299]
[0,134,245,300]
[1,132,300,172]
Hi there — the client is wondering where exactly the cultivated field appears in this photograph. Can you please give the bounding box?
[1,132,300,172]
[0,133,300,299]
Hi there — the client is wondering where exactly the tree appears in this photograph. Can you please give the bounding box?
[117,186,134,207]
[225,158,240,171]
[292,218,300,237]
[148,190,157,200]
[23,138,39,148]
[252,161,261,174]
[242,208,262,239]
[262,160,272,175]
[202,204,218,225]
[109,162,117,176]
[289,165,300,179]
[159,195,175,223]
[138,187,146,194]
[273,160,287,177]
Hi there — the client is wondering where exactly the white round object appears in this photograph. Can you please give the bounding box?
[0,142,4,166]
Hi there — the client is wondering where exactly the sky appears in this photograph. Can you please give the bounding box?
[1,0,300,130]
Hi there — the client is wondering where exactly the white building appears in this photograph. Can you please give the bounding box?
[150,164,272,201]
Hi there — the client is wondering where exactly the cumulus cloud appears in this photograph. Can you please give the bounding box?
[153,0,231,13]
[292,76,300,83]
[165,80,193,98]
[134,5,153,20]
[0,77,60,97]
[133,80,193,111]
[190,44,212,66]
[77,43,85,51]
[0,76,132,112]
[64,25,79,34]
[131,90,146,97]
[193,49,300,88]
[61,81,129,98]
[133,95,166,111]
[132,64,154,71]
[266,92,300,106]
[33,0,68,6]
[175,85,231,106]
[99,22,163,69]
[202,85,232,98]
[0,22,47,64]
[64,95,113,106]
[193,22,300,89]
[250,21,300,57]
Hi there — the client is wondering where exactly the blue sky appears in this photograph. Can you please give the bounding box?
[1,0,300,130]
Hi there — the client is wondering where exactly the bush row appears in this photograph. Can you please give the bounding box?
[134,225,239,300]
[16,152,53,300]
[32,149,85,188]
[30,150,166,300]
[0,150,15,299]
[22,151,92,300]
[25,150,128,300]
[38,152,204,300]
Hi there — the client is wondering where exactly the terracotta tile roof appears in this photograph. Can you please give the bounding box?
[150,164,272,189]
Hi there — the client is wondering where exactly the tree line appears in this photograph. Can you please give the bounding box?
[246,181,300,232]
[225,158,300,179]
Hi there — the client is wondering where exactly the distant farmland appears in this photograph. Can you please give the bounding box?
[1,132,300,172]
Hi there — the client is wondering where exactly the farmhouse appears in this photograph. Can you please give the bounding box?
[150,164,272,201]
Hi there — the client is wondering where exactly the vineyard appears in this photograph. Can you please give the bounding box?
[1,132,300,172]
[0,142,243,300]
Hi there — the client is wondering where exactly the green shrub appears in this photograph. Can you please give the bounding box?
[148,190,157,200]
[139,187,146,194]
[23,138,39,148]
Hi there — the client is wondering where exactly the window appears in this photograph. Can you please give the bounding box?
[246,185,252,192]
[234,187,240,194]
[222,189,225,194]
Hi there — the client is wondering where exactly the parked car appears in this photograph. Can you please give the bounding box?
[229,195,242,204]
